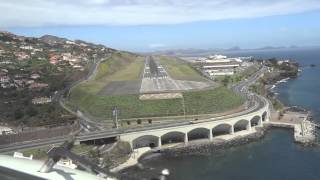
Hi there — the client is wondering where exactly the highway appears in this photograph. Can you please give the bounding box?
[0,64,269,153]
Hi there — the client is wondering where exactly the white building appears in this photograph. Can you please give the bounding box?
[20,45,33,50]
[30,73,40,79]
[209,54,227,59]
[32,97,52,105]
[199,54,242,76]
[204,67,238,76]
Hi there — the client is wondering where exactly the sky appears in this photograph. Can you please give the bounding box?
[1,0,320,52]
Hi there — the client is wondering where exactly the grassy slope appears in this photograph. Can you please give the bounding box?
[95,52,144,81]
[69,53,244,121]
[158,56,206,81]
[70,86,243,120]
[184,86,244,115]
[74,52,144,94]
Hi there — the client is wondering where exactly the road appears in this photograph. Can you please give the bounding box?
[0,64,270,153]
[58,56,112,132]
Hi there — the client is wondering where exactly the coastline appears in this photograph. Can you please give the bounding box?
[156,127,266,157]
[117,118,316,173]
[115,61,318,173]
[269,77,290,91]
[119,120,315,173]
[116,129,266,173]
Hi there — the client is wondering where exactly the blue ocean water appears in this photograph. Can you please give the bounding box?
[275,67,320,119]
[225,47,320,119]
[124,48,320,180]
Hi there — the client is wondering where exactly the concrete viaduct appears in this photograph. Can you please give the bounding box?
[119,101,270,149]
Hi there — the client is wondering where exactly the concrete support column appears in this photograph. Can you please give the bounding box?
[258,118,263,127]
[266,113,270,122]
[158,137,162,148]
[184,133,188,145]
[129,141,133,151]
[74,140,80,145]
[230,125,235,135]
[262,112,270,123]
[209,129,213,141]
[248,121,252,131]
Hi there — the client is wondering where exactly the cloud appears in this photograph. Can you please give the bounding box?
[1,0,320,27]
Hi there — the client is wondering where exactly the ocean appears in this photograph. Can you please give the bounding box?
[121,47,320,180]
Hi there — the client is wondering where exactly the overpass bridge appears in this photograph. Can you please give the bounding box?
[118,98,269,149]
[0,94,270,153]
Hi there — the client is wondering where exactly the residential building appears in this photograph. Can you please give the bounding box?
[0,76,10,83]
[15,52,30,61]
[32,97,52,104]
[29,83,49,89]
[49,53,59,65]
[30,73,40,79]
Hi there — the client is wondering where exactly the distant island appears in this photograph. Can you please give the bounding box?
[150,45,320,57]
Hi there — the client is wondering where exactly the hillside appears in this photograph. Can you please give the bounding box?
[0,31,115,127]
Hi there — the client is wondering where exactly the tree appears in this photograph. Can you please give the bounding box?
[268,58,278,66]
[14,109,24,120]
[222,76,230,87]
[26,107,38,117]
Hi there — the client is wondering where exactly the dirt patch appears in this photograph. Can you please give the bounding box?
[98,80,141,95]
[139,93,183,100]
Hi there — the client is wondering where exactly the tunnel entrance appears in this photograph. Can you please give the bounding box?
[80,136,117,146]
[132,135,159,149]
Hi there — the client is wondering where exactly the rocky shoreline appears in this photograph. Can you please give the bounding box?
[159,128,266,157]
[140,125,314,161]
